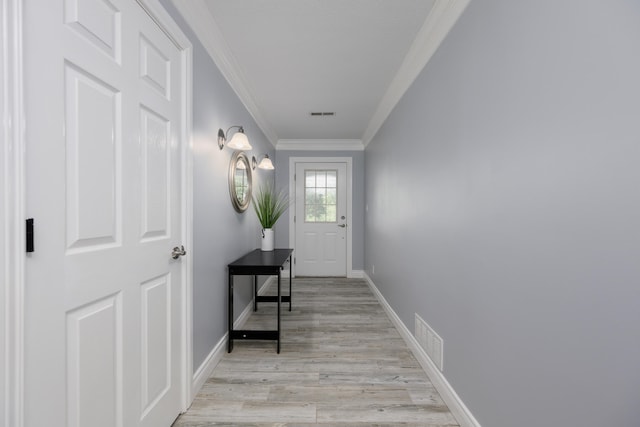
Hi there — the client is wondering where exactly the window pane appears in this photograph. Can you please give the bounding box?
[326,171,337,187]
[306,203,326,222]
[305,188,316,204]
[316,172,326,187]
[303,169,339,223]
[305,171,315,188]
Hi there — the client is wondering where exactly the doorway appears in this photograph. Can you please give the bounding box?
[289,158,353,277]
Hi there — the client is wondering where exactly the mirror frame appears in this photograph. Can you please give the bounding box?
[228,151,252,213]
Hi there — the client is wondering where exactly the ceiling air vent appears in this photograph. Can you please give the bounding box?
[310,112,335,117]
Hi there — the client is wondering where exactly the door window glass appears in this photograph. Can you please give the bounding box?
[304,170,337,222]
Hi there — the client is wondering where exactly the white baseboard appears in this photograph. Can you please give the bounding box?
[190,277,275,400]
[363,273,481,427]
[349,269,364,278]
[191,333,225,398]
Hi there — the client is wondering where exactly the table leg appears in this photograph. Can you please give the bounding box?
[228,271,234,353]
[253,275,258,312]
[277,271,281,354]
[289,256,292,311]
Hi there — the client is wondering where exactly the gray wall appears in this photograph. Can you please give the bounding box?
[161,1,276,371]
[274,150,365,271]
[365,1,640,426]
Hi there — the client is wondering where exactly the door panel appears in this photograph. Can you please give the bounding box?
[295,163,347,276]
[66,294,122,427]
[64,62,121,252]
[23,1,184,426]
[140,274,171,417]
[64,0,121,62]
[140,106,170,241]
[140,35,170,98]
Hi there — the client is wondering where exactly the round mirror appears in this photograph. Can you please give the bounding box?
[228,151,252,212]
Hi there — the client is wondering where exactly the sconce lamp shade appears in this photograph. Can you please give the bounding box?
[252,154,275,170]
[218,125,252,151]
[257,154,274,170]
[226,130,252,150]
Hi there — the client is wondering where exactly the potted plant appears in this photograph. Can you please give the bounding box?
[252,182,289,251]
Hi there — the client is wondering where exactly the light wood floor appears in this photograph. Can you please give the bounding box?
[173,277,459,427]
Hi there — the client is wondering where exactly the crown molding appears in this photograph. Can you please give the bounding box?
[171,0,470,150]
[362,0,472,146]
[277,139,364,152]
[170,0,279,147]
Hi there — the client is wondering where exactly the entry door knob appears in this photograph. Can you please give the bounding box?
[171,245,187,259]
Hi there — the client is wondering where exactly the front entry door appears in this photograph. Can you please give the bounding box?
[23,1,185,426]
[295,162,348,276]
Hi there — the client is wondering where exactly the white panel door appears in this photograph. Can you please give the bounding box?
[295,162,347,276]
[23,1,184,426]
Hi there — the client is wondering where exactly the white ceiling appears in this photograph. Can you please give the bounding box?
[171,0,470,148]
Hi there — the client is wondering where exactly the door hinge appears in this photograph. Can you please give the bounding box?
[294,257,296,265]
[294,215,296,223]
[26,218,34,253]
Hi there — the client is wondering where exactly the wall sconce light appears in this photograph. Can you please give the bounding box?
[252,154,275,170]
[218,125,252,151]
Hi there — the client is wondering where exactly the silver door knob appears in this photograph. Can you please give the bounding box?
[171,245,187,259]
[337,224,347,228]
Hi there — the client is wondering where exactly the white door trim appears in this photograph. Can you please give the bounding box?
[288,157,353,278]
[2,0,25,426]
[138,0,194,412]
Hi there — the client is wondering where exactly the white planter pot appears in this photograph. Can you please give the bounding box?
[261,228,274,251]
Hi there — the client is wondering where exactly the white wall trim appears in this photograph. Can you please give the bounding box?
[350,269,364,279]
[362,0,471,145]
[363,272,481,427]
[2,0,25,425]
[190,332,224,399]
[138,0,195,411]
[168,0,278,146]
[277,139,364,152]
[191,277,275,399]
[288,157,353,278]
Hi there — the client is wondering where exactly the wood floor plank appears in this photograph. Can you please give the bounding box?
[267,384,412,404]
[316,402,458,424]
[173,278,459,427]
[177,400,316,424]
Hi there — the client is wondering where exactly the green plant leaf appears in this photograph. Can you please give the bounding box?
[251,182,290,229]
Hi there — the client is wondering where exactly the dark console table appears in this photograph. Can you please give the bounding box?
[227,248,293,353]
